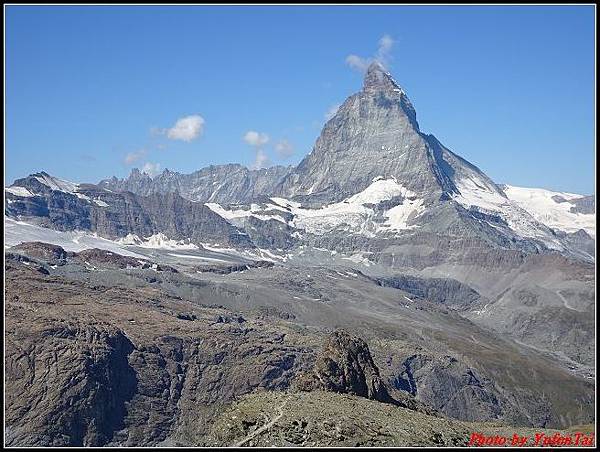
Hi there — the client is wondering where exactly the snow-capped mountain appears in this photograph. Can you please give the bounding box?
[4,61,596,380]
[6,63,595,262]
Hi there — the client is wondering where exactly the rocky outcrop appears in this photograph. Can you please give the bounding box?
[194,260,274,275]
[296,330,396,405]
[552,194,595,215]
[74,248,178,272]
[11,241,71,264]
[391,354,503,424]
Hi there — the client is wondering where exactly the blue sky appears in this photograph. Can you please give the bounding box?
[5,5,596,194]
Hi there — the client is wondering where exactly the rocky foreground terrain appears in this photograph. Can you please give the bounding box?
[4,242,595,447]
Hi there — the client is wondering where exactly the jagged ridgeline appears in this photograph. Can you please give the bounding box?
[4,62,595,447]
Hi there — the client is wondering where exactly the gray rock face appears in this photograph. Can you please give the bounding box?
[100,164,291,204]
[11,241,70,264]
[5,322,137,446]
[552,194,595,214]
[392,354,503,423]
[376,274,485,311]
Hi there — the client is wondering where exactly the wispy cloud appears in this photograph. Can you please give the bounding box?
[162,115,205,142]
[243,130,270,147]
[346,34,395,73]
[80,154,97,162]
[324,103,341,121]
[251,149,270,170]
[124,149,147,165]
[141,162,161,177]
[275,139,295,159]
[243,130,270,169]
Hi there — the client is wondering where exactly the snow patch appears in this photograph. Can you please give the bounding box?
[4,218,146,257]
[384,198,425,231]
[452,177,567,248]
[205,202,289,225]
[341,253,374,266]
[503,185,595,237]
[116,234,143,246]
[6,186,35,197]
[270,179,425,235]
[138,233,199,250]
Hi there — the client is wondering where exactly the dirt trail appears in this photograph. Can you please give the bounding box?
[233,395,291,447]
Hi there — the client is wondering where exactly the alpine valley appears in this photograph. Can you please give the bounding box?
[4,62,596,447]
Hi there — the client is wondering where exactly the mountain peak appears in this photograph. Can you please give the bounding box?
[363,61,400,93]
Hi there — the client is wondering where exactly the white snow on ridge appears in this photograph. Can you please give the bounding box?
[452,176,561,246]
[451,177,590,248]
[7,173,112,207]
[503,185,595,237]
[345,177,408,204]
[34,173,79,193]
[452,176,508,212]
[6,186,35,197]
[4,218,146,257]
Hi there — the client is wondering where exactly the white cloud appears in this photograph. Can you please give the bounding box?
[141,162,161,177]
[275,139,295,158]
[376,34,394,66]
[345,34,395,73]
[165,115,205,142]
[243,130,271,169]
[124,149,147,165]
[324,103,341,121]
[243,130,270,147]
[251,149,270,170]
[345,54,371,73]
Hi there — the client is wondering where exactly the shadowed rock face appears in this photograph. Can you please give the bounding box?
[297,330,396,405]
[5,323,137,446]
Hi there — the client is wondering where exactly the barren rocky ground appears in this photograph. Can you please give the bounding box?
[4,243,596,447]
